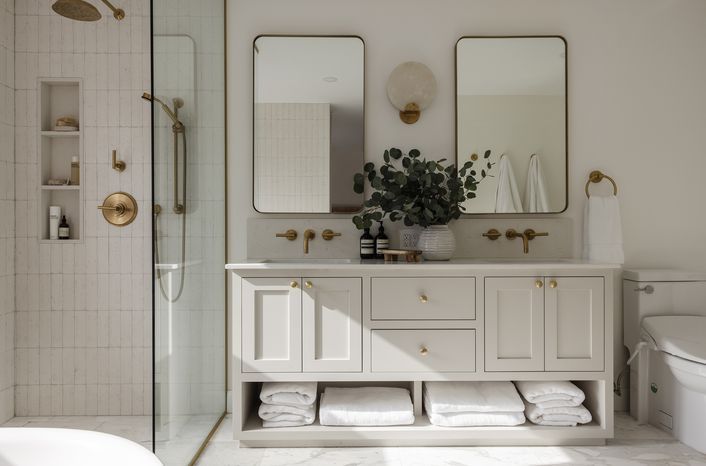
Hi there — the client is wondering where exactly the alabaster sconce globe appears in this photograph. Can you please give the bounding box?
[386,61,437,124]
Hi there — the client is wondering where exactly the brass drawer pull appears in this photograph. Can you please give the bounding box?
[549,280,558,289]
[535,280,544,288]
[419,294,428,303]
[419,346,429,356]
[304,281,313,289]
[290,281,298,288]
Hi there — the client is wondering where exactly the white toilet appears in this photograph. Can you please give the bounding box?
[624,269,706,453]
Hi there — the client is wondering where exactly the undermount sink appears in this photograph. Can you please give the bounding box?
[257,258,359,264]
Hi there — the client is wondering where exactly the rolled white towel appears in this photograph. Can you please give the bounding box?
[258,402,316,427]
[524,399,592,427]
[424,381,525,414]
[319,387,414,427]
[260,382,317,408]
[514,381,585,409]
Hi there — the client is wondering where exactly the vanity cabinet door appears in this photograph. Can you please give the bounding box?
[485,277,545,371]
[241,278,302,372]
[302,278,362,372]
[545,277,605,371]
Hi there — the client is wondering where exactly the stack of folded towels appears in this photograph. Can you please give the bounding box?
[424,381,526,427]
[319,386,415,426]
[515,381,592,427]
[259,382,317,428]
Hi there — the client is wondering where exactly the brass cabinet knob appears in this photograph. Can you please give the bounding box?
[290,281,298,288]
[322,229,341,241]
[419,346,429,356]
[549,280,558,289]
[304,281,313,289]
[535,280,544,288]
[419,294,428,303]
[276,229,298,241]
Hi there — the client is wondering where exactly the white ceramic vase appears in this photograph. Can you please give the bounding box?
[417,225,455,261]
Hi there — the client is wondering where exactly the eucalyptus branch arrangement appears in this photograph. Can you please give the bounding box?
[352,147,493,230]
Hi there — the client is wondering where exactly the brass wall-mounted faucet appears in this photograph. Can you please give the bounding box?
[505,228,549,254]
[303,229,316,254]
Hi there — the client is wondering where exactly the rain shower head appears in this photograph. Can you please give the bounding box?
[142,93,184,130]
[52,0,125,22]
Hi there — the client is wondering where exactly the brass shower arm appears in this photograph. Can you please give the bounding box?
[100,0,125,20]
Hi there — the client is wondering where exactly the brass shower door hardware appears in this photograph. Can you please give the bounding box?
[275,229,298,241]
[303,229,316,254]
[505,228,549,254]
[98,192,138,226]
[322,229,341,241]
[112,149,126,172]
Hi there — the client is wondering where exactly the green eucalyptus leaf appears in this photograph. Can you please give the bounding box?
[409,149,420,158]
[484,150,491,159]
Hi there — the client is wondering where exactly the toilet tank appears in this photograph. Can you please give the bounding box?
[623,269,706,350]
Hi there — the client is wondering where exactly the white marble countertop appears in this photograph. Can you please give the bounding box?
[226,258,621,271]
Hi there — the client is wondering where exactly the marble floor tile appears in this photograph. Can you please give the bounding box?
[196,413,706,466]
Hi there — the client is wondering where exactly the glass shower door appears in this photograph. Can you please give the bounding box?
[150,2,226,465]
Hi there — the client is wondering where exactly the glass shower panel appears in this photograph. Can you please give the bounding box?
[151,2,226,465]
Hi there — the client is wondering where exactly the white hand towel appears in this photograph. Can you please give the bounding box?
[258,402,316,426]
[424,381,525,414]
[524,400,592,426]
[524,154,550,213]
[514,381,585,409]
[262,419,313,428]
[582,195,624,264]
[319,387,414,426]
[260,382,317,408]
[494,154,523,213]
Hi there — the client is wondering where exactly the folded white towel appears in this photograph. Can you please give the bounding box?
[258,402,316,427]
[260,382,317,408]
[319,387,414,426]
[524,399,592,426]
[514,381,585,409]
[427,410,526,427]
[582,194,624,264]
[262,419,312,428]
[423,390,525,427]
[495,154,524,213]
[524,153,550,213]
[424,381,525,414]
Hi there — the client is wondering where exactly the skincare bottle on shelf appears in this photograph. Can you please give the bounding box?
[49,206,61,240]
[359,228,375,259]
[374,221,389,259]
[58,216,70,240]
[70,156,80,185]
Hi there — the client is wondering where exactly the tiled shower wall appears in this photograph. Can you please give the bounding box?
[13,0,152,415]
[0,0,15,424]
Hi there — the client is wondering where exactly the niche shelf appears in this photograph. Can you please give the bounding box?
[38,78,84,243]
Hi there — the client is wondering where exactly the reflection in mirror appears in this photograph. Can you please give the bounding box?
[253,36,364,213]
[456,37,567,214]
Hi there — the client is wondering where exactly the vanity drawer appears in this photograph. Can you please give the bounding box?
[371,277,476,320]
[371,329,476,372]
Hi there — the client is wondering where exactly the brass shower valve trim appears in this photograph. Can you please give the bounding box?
[98,192,138,227]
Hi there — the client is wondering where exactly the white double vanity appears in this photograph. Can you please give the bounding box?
[228,260,618,447]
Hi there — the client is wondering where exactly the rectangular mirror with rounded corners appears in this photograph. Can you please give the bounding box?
[456,36,567,214]
[253,35,365,213]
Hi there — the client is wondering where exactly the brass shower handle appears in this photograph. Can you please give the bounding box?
[98,192,138,227]
[112,149,126,172]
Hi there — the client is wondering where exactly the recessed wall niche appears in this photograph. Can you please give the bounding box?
[38,78,83,242]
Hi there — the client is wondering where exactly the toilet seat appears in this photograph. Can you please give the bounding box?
[641,316,706,365]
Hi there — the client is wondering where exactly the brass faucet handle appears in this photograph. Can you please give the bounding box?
[482,228,502,240]
[275,229,298,241]
[112,149,126,172]
[322,229,341,241]
[525,229,549,239]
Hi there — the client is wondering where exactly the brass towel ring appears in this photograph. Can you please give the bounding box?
[585,170,618,198]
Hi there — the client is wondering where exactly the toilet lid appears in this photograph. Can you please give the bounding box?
[642,316,706,365]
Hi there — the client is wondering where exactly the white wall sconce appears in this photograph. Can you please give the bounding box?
[386,61,437,124]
